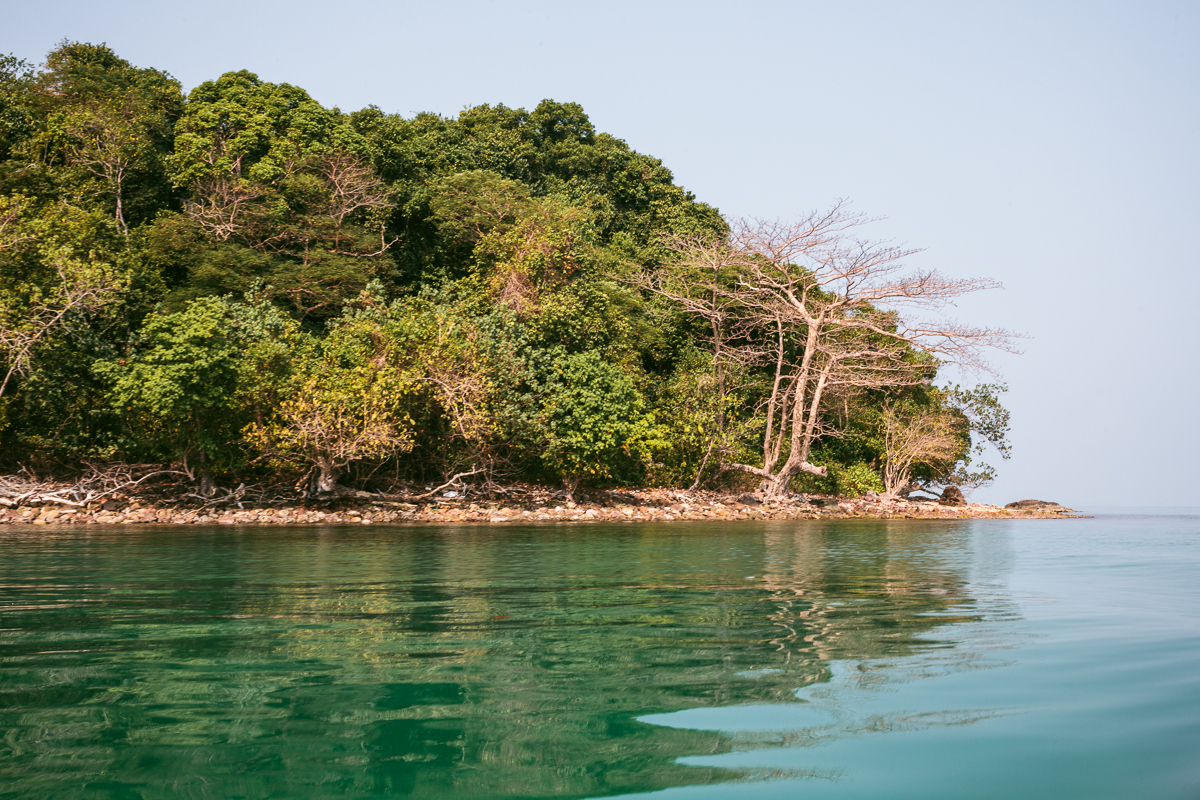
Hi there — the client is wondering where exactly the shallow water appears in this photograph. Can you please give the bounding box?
[1,515,1197,799]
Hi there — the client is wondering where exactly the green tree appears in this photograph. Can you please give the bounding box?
[539,349,656,498]
[95,297,242,494]
[0,54,36,163]
[0,195,125,403]
[166,71,394,320]
[27,42,183,229]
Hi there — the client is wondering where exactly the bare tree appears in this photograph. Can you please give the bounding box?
[878,404,964,498]
[181,149,396,256]
[181,175,268,242]
[644,202,1019,499]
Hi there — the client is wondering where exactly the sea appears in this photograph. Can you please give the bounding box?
[1,510,1197,798]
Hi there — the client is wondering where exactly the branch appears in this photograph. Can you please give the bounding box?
[412,468,486,499]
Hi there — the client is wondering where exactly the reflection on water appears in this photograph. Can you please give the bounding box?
[0,520,1013,799]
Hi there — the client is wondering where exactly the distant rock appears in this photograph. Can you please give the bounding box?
[1004,499,1075,513]
[939,486,966,506]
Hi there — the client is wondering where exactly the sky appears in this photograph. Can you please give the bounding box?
[4,0,1197,507]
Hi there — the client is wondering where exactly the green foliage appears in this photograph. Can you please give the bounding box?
[167,70,359,188]
[643,355,758,489]
[427,169,531,244]
[0,54,36,162]
[246,301,416,491]
[94,297,242,469]
[829,462,886,497]
[0,42,1012,497]
[22,41,183,231]
[538,349,657,491]
[382,293,543,479]
[792,453,886,498]
[938,383,1012,489]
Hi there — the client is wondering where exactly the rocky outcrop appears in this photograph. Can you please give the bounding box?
[939,486,966,506]
[1004,499,1076,514]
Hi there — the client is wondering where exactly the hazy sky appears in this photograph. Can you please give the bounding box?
[5,1,1197,507]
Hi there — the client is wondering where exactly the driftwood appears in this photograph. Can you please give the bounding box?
[0,463,190,508]
[0,463,298,510]
[411,468,486,500]
[0,462,593,511]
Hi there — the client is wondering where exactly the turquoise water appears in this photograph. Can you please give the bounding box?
[1,515,1197,798]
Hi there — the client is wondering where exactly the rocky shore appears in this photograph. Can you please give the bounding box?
[0,487,1079,527]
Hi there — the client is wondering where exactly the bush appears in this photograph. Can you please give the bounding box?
[792,460,883,498]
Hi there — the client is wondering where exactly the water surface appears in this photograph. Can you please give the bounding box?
[1,516,1197,798]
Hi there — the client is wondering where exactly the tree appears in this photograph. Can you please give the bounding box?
[877,402,965,498]
[30,42,183,230]
[427,169,531,244]
[95,297,242,494]
[389,298,536,483]
[539,349,656,499]
[644,203,1019,499]
[166,71,396,320]
[57,93,151,234]
[633,234,747,488]
[899,382,1012,496]
[0,196,125,402]
[0,54,36,162]
[247,304,416,494]
[644,355,757,490]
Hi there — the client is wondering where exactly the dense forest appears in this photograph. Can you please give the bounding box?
[0,42,1015,501]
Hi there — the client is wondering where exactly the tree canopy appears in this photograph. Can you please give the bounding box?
[0,41,1014,499]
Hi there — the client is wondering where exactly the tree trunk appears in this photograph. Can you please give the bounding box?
[196,447,215,498]
[760,460,827,500]
[199,468,215,498]
[313,457,339,495]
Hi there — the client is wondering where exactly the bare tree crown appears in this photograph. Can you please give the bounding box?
[638,202,1021,498]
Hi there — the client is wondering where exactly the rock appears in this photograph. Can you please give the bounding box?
[1004,499,1075,513]
[737,493,762,506]
[939,486,967,506]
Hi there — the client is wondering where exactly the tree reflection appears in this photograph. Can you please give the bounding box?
[0,520,1005,798]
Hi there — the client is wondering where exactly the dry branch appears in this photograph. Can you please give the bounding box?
[641,204,1022,499]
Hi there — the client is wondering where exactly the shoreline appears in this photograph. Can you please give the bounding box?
[0,488,1081,527]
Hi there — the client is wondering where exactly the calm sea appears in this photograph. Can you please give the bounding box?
[1,512,1197,799]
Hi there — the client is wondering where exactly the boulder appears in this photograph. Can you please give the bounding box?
[737,493,763,506]
[1004,499,1075,513]
[939,486,966,506]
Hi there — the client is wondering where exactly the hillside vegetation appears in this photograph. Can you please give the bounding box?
[0,42,1015,501]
